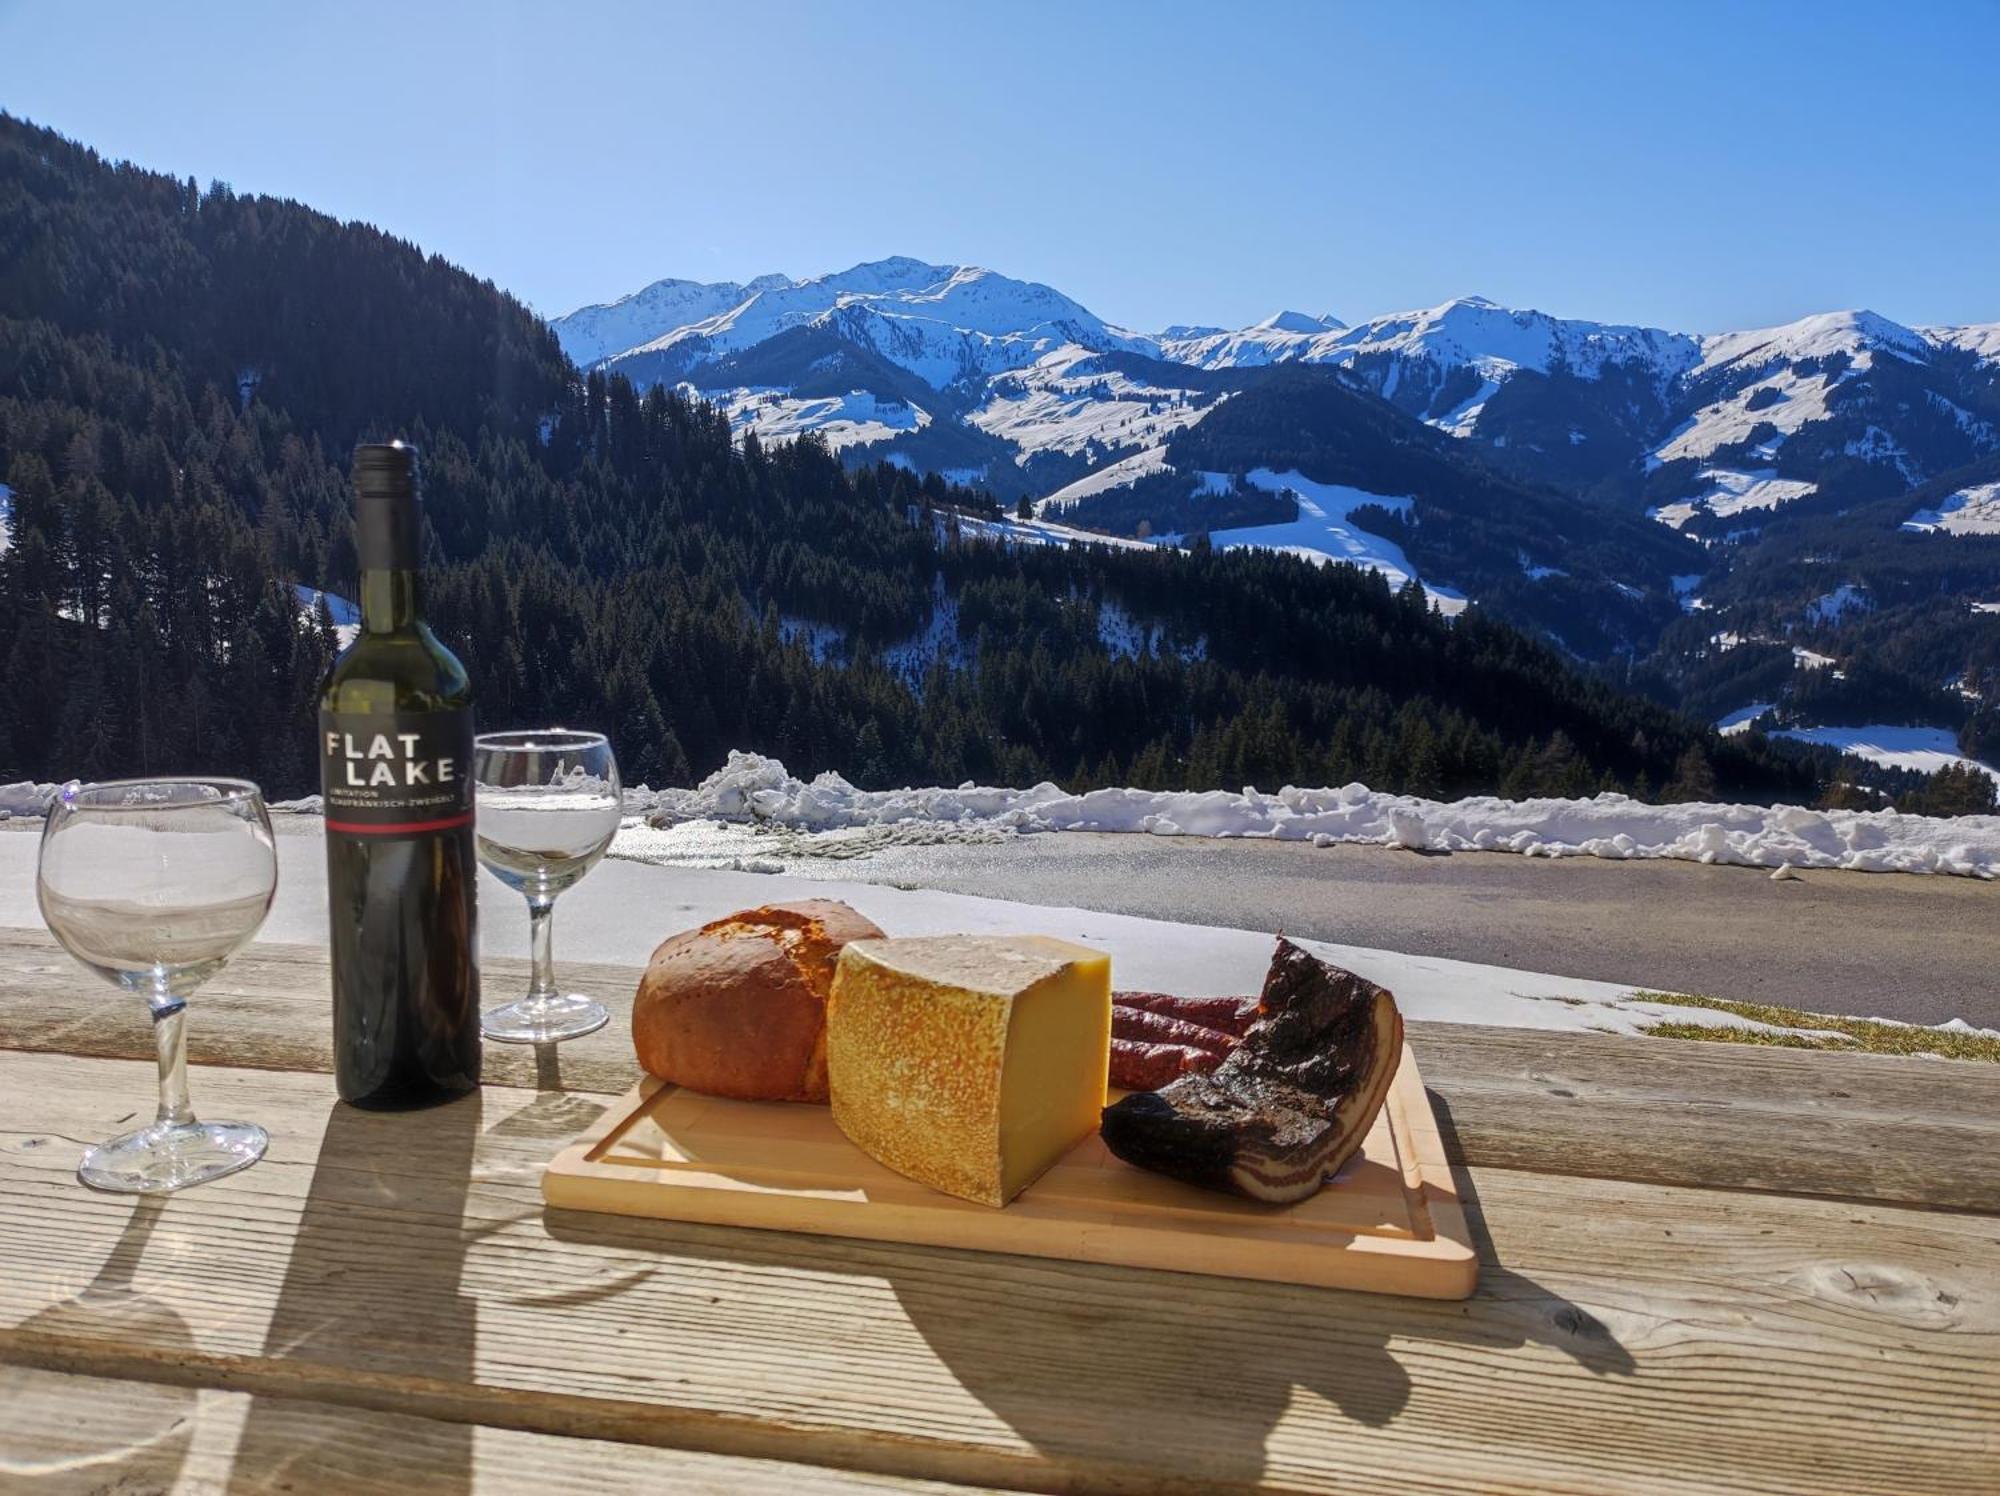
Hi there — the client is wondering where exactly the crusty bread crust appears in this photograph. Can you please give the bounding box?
[632,900,885,1102]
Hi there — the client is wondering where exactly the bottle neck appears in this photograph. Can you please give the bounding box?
[360,567,422,633]
[354,491,424,634]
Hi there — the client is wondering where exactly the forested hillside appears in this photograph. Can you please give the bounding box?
[0,114,1821,804]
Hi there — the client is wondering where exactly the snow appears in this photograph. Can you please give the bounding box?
[1792,647,1836,671]
[712,386,929,452]
[1806,583,1870,623]
[1924,322,2000,364]
[1256,310,1343,335]
[294,586,360,649]
[1036,447,1172,508]
[1902,481,2000,536]
[1427,376,1501,438]
[0,482,11,555]
[953,509,1166,555]
[878,577,963,683]
[1518,552,1566,581]
[1670,573,1706,612]
[1972,601,2000,615]
[1651,468,1817,529]
[620,750,2000,879]
[1650,367,1842,469]
[1715,704,1776,736]
[779,615,846,663]
[969,347,1213,464]
[1770,725,2000,786]
[1167,296,1702,396]
[564,258,1154,393]
[1845,424,1921,485]
[1693,309,1932,377]
[1208,469,1468,616]
[553,272,791,368]
[0,782,59,818]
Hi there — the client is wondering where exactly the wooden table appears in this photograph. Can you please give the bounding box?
[1,926,1996,1494]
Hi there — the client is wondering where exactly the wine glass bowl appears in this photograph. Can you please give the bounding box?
[37,778,278,1192]
[473,730,621,1044]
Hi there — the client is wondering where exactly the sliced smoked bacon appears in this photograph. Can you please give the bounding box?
[1099,940,1404,1204]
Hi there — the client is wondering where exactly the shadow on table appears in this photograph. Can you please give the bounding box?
[228,1089,484,1495]
[0,1198,201,1491]
[543,1087,1634,1490]
[483,1043,612,1142]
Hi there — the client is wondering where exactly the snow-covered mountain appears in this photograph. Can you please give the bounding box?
[556,263,2000,537]
[563,257,1153,393]
[551,261,2000,646]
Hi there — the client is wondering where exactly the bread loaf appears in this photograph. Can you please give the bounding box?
[633,900,885,1102]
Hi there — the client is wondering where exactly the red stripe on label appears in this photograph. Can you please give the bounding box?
[325,810,475,835]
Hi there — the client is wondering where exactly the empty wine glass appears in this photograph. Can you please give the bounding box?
[473,729,622,1044]
[37,778,278,1192]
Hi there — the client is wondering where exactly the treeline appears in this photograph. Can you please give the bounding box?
[0,113,1822,806]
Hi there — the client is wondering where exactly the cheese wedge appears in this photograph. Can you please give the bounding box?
[827,934,1112,1206]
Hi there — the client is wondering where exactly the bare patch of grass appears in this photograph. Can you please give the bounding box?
[1634,992,2000,1063]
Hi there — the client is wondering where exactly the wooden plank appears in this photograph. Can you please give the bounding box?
[542,1052,1476,1299]
[6,928,1998,1210]
[1413,1021,2000,1210]
[0,1367,972,1494]
[1,1051,1994,1495]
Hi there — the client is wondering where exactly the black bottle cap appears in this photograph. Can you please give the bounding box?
[353,441,422,569]
[354,441,421,500]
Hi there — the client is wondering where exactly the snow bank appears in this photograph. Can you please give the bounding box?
[0,782,59,819]
[623,751,2000,879]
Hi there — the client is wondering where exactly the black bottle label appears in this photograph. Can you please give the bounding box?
[319,708,475,833]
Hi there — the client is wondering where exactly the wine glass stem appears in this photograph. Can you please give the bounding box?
[151,999,195,1129]
[527,896,558,1003]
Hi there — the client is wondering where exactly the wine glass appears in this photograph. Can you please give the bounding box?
[473,729,622,1044]
[37,778,278,1192]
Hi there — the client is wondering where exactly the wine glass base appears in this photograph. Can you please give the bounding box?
[78,1119,269,1194]
[482,993,610,1045]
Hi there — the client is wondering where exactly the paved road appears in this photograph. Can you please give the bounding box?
[713,832,2000,1027]
[12,818,1993,1026]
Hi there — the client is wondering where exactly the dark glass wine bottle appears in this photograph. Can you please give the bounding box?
[319,442,481,1108]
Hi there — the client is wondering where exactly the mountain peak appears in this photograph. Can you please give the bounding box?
[816,256,958,294]
[1254,309,1336,334]
[1697,307,1932,374]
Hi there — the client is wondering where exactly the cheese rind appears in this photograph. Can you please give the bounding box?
[827,935,1112,1207]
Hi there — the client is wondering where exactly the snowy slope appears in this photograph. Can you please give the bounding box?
[557,257,1156,392]
[1926,322,2000,363]
[294,585,360,648]
[1770,724,2000,786]
[0,482,11,555]
[553,273,792,368]
[1207,469,1468,615]
[1163,295,1701,390]
[1693,309,1931,376]
[968,347,1215,462]
[1902,480,2000,535]
[710,387,931,451]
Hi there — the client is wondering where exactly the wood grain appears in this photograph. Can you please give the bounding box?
[6,928,1998,1210]
[2,1051,1994,1495]
[0,1367,968,1493]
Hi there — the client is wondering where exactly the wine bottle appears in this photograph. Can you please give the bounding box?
[320,441,481,1108]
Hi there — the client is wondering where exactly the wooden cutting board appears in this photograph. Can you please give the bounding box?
[543,1043,1476,1299]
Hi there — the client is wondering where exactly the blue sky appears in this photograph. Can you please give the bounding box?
[5,1,1996,334]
